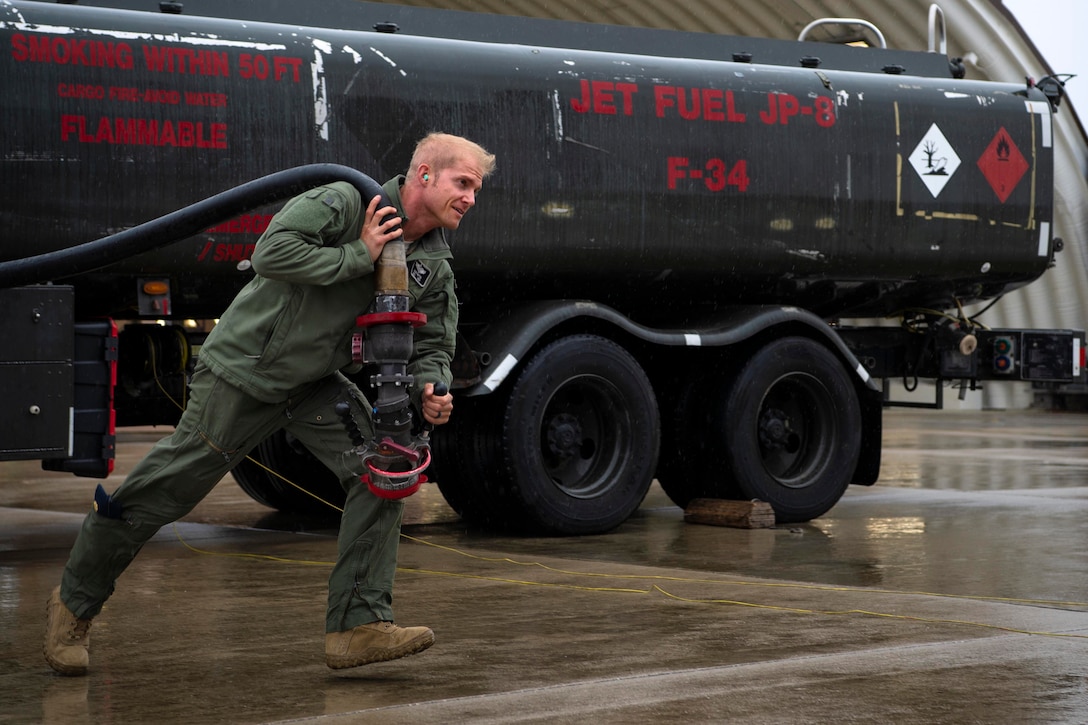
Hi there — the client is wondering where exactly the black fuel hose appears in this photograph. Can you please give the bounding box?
[0,164,390,288]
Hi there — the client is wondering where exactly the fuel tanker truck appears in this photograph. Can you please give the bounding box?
[0,0,1084,534]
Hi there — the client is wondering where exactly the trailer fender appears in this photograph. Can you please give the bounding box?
[463,299,879,396]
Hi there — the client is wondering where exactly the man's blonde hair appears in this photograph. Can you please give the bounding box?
[410,132,496,178]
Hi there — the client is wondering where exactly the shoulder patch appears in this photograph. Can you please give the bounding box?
[321,192,343,211]
[409,259,432,288]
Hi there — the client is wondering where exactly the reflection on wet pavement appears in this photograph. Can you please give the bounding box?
[1,408,1086,723]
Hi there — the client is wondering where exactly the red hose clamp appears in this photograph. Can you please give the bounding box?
[355,311,428,328]
[363,474,428,500]
[362,447,432,499]
[352,311,428,364]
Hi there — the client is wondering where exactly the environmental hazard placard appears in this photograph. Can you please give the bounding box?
[909,123,960,198]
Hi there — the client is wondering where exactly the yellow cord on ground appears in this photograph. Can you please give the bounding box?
[172,524,1088,641]
[399,533,1088,609]
[652,585,1088,640]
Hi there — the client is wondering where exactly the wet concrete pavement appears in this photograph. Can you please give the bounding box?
[2,409,1087,723]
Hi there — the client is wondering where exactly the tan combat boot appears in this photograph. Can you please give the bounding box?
[44,586,92,676]
[325,621,435,669]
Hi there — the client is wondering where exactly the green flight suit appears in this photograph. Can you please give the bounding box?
[60,177,458,634]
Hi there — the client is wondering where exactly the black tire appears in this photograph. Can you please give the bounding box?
[231,431,346,516]
[230,455,280,509]
[493,334,660,535]
[431,394,512,529]
[718,337,861,523]
[656,372,742,508]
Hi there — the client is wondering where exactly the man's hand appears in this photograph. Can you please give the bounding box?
[360,194,402,262]
[421,382,453,426]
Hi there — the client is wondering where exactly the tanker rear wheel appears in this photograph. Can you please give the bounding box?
[718,337,861,523]
[492,334,660,535]
[231,431,346,516]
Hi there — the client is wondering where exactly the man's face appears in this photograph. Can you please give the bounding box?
[423,157,486,230]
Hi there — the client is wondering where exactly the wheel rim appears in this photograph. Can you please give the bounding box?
[756,373,837,488]
[539,374,629,499]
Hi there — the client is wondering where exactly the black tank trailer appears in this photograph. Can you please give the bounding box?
[0,0,1082,534]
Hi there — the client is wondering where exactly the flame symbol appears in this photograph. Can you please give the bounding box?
[997,135,1010,161]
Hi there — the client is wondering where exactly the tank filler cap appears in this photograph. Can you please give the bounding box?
[159,1,182,13]
[800,56,821,68]
[882,64,906,75]
[374,22,400,34]
[1036,75,1072,110]
[732,52,753,63]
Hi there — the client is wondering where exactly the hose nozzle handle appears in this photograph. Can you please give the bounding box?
[335,401,366,447]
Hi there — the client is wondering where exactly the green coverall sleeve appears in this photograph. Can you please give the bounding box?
[408,260,459,411]
[251,186,375,285]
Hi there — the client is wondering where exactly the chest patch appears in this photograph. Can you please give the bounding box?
[409,259,432,288]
